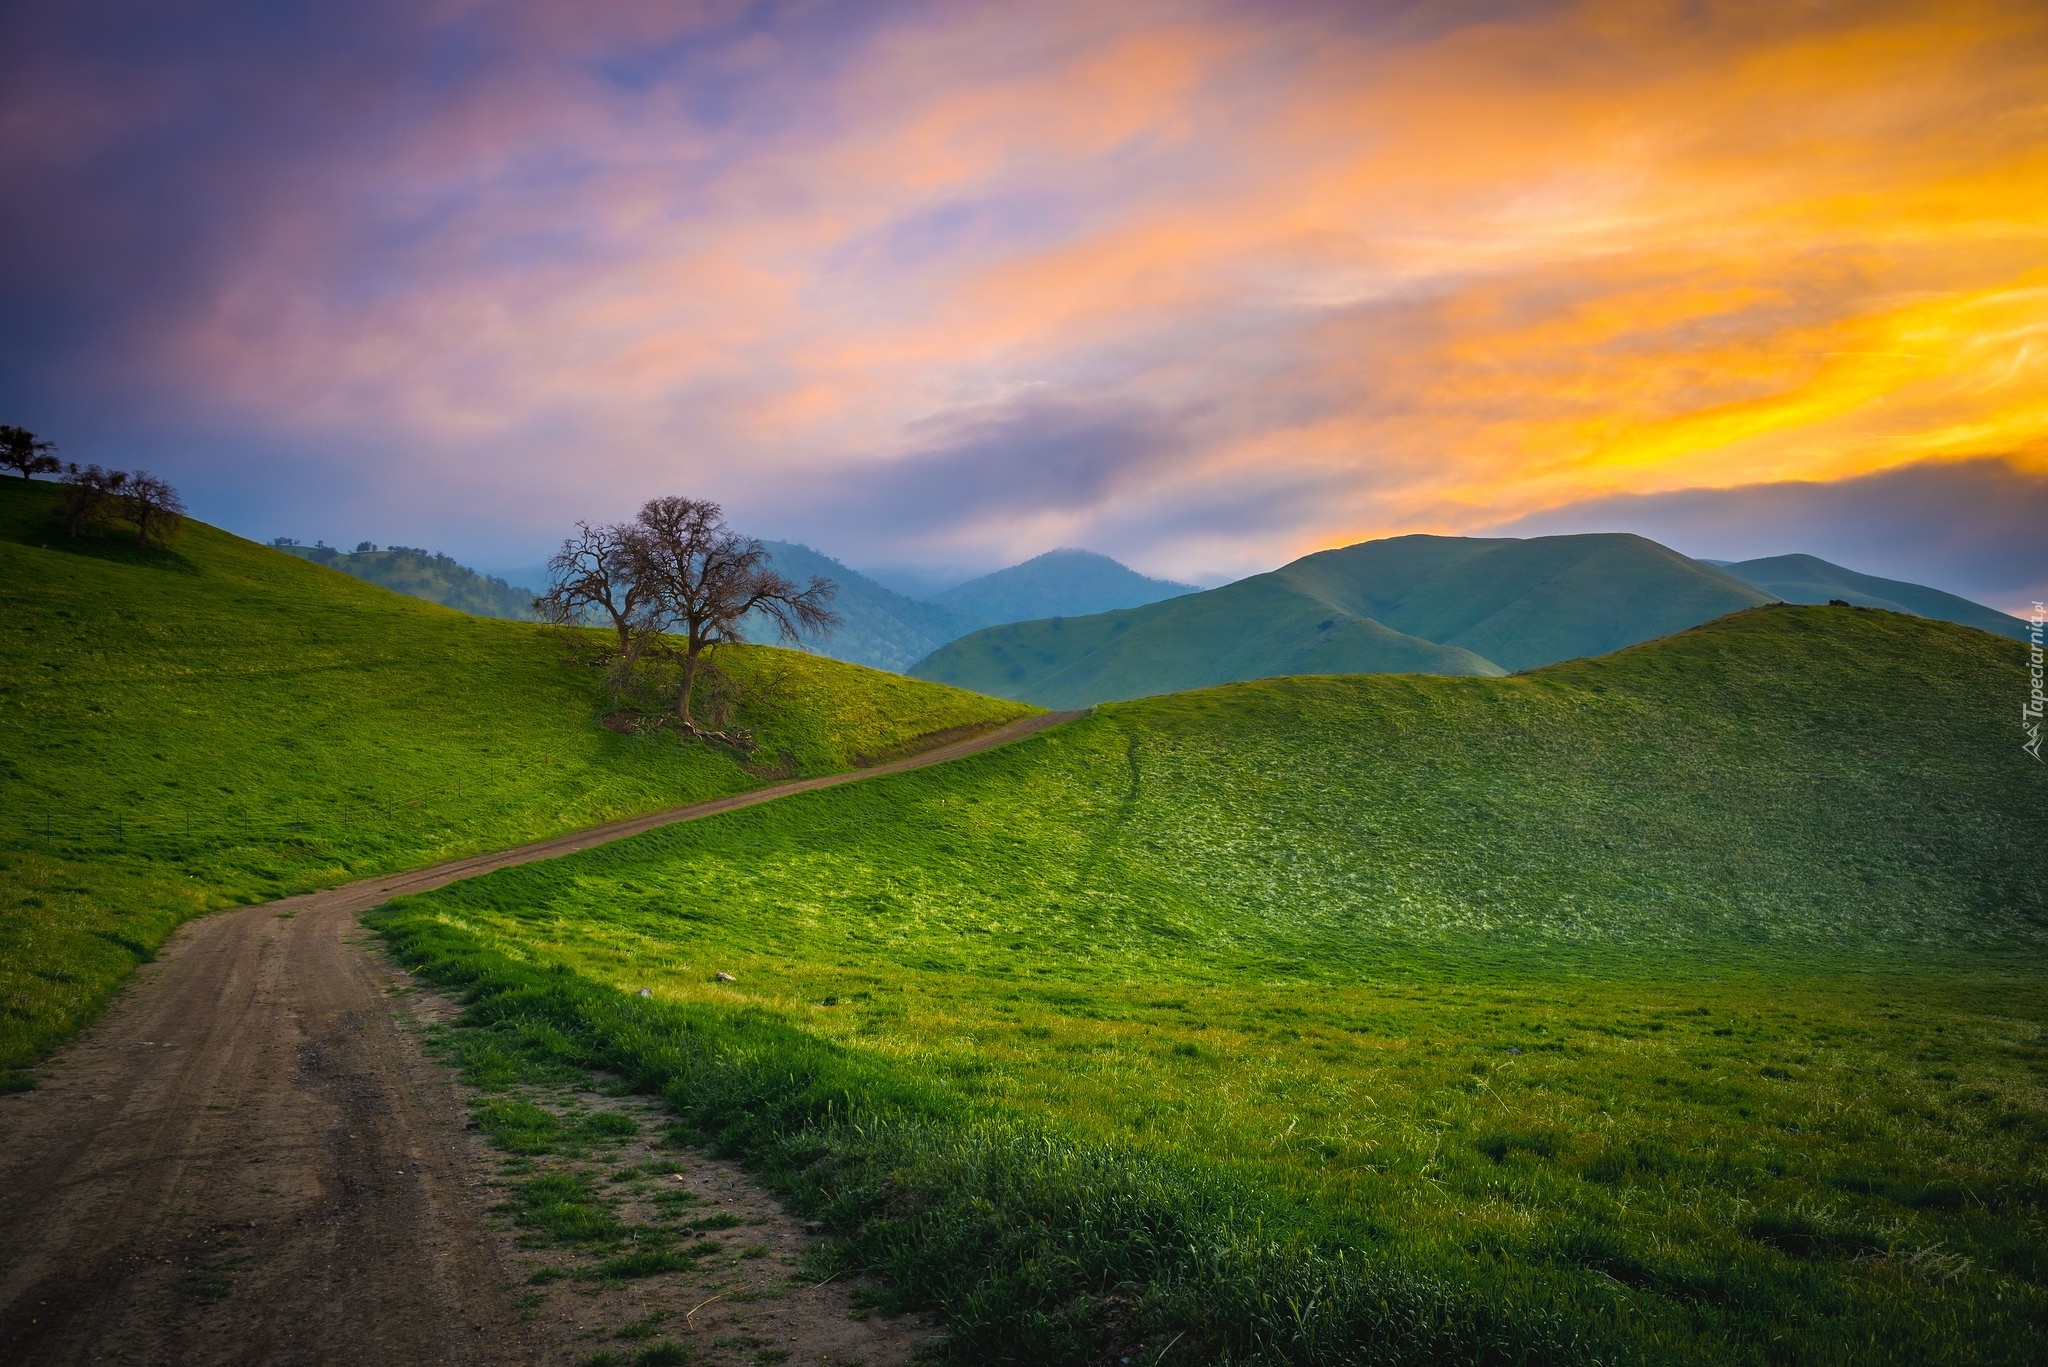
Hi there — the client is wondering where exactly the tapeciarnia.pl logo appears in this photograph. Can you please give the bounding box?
[2026,601,2045,762]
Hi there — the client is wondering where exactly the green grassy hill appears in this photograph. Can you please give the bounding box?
[917,579,1503,705]
[930,548,1196,622]
[379,604,2044,1365]
[279,540,540,619]
[913,532,1765,705]
[1720,553,2027,640]
[1281,532,1771,669]
[0,478,1031,1078]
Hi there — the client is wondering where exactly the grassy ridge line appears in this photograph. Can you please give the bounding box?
[374,910,1592,1367]
[0,477,1031,1075]
[369,605,2046,1364]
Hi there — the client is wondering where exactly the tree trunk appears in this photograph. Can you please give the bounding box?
[676,647,700,727]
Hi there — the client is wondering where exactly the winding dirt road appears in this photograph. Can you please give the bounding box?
[0,711,1077,1365]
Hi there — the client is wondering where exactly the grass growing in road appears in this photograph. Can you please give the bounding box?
[0,477,1029,1076]
[376,606,2047,1365]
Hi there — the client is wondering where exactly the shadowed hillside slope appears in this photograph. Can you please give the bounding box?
[914,532,1768,705]
[0,477,1030,1077]
[279,541,539,619]
[1720,552,2027,639]
[755,540,985,671]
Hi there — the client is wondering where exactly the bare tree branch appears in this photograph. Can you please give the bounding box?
[628,496,839,732]
[535,520,655,657]
[59,464,128,538]
[125,471,186,547]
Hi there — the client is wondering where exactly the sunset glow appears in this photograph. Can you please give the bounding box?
[2,0,2043,600]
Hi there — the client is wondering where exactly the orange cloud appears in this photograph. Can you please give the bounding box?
[100,0,2048,575]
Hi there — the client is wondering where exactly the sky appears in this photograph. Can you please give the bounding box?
[2,0,2044,610]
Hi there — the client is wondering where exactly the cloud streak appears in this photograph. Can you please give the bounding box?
[1,0,2043,582]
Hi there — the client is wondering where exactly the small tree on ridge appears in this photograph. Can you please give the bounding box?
[1,425,59,481]
[125,471,186,547]
[629,496,837,733]
[59,463,127,537]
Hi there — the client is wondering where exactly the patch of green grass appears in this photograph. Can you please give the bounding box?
[499,1172,627,1248]
[615,1311,672,1340]
[634,1344,693,1366]
[686,1211,745,1232]
[0,477,1031,1070]
[376,606,2046,1364]
[595,1248,705,1280]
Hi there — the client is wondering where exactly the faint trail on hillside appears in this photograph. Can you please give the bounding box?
[0,709,1079,1365]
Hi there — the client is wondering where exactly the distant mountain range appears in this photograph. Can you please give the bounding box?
[288,529,2026,690]
[748,541,984,672]
[910,533,1775,706]
[277,541,538,620]
[928,549,1194,622]
[750,544,1192,672]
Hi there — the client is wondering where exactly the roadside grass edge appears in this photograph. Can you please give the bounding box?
[369,901,1603,1367]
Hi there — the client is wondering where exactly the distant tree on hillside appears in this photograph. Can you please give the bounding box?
[537,520,657,659]
[628,496,837,735]
[125,471,186,547]
[1,425,59,481]
[59,463,127,536]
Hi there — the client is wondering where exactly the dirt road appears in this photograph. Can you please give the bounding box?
[0,711,1077,1364]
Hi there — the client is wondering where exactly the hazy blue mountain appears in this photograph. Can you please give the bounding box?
[929,549,1196,624]
[911,532,1771,706]
[752,541,984,672]
[276,541,538,619]
[853,562,981,600]
[1717,553,2027,640]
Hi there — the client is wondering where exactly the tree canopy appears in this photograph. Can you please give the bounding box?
[539,498,838,740]
[1,425,60,481]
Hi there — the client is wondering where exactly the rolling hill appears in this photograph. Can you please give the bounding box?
[928,548,1195,622]
[277,540,540,619]
[913,531,1771,705]
[1718,552,2028,639]
[0,476,1031,1078]
[380,604,2044,1365]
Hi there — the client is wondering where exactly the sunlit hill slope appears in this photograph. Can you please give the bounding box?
[382,601,2043,1365]
[0,477,1030,1077]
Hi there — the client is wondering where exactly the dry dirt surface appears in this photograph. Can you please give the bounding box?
[0,712,1076,1365]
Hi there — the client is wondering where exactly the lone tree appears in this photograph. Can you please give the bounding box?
[125,471,186,547]
[536,520,655,657]
[59,463,128,537]
[629,497,837,732]
[1,425,59,481]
